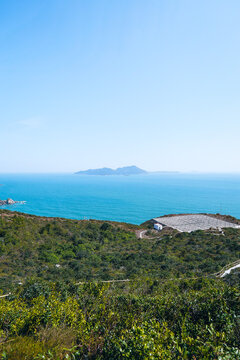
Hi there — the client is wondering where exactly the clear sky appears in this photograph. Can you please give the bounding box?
[0,0,240,173]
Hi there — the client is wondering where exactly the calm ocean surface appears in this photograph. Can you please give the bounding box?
[0,173,240,225]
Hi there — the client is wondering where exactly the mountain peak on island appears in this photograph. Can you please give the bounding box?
[75,166,147,176]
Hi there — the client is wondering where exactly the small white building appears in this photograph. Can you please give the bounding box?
[154,223,163,231]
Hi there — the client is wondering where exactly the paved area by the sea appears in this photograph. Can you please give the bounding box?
[154,214,240,232]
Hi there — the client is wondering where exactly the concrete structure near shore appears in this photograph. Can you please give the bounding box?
[154,214,240,233]
[154,223,163,231]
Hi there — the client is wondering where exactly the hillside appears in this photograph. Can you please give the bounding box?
[0,210,240,290]
[1,211,240,359]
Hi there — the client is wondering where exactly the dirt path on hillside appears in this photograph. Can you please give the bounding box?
[136,230,148,238]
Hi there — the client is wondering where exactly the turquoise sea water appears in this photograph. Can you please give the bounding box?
[0,173,240,225]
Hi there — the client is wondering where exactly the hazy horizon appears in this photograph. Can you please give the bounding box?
[1,0,240,173]
[1,169,240,175]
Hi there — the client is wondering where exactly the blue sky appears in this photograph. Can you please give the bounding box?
[0,0,240,173]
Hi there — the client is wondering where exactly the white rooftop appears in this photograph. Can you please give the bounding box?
[154,214,240,233]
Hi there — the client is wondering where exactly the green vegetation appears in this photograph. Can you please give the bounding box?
[0,210,240,359]
[0,210,240,289]
[1,279,240,359]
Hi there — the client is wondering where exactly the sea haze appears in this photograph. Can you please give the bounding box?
[0,173,240,224]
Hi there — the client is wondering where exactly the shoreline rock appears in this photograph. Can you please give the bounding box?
[0,198,26,206]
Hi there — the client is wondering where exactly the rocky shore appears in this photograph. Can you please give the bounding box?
[0,198,25,206]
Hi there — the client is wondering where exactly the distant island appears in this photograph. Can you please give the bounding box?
[75,165,147,176]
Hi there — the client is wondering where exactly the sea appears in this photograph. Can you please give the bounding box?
[0,173,240,225]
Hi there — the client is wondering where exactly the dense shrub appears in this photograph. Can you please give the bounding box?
[0,279,239,359]
[0,211,240,289]
[0,211,240,358]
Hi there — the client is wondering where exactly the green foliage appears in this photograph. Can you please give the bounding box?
[0,211,240,358]
[0,279,240,360]
[0,211,240,290]
[0,279,239,359]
